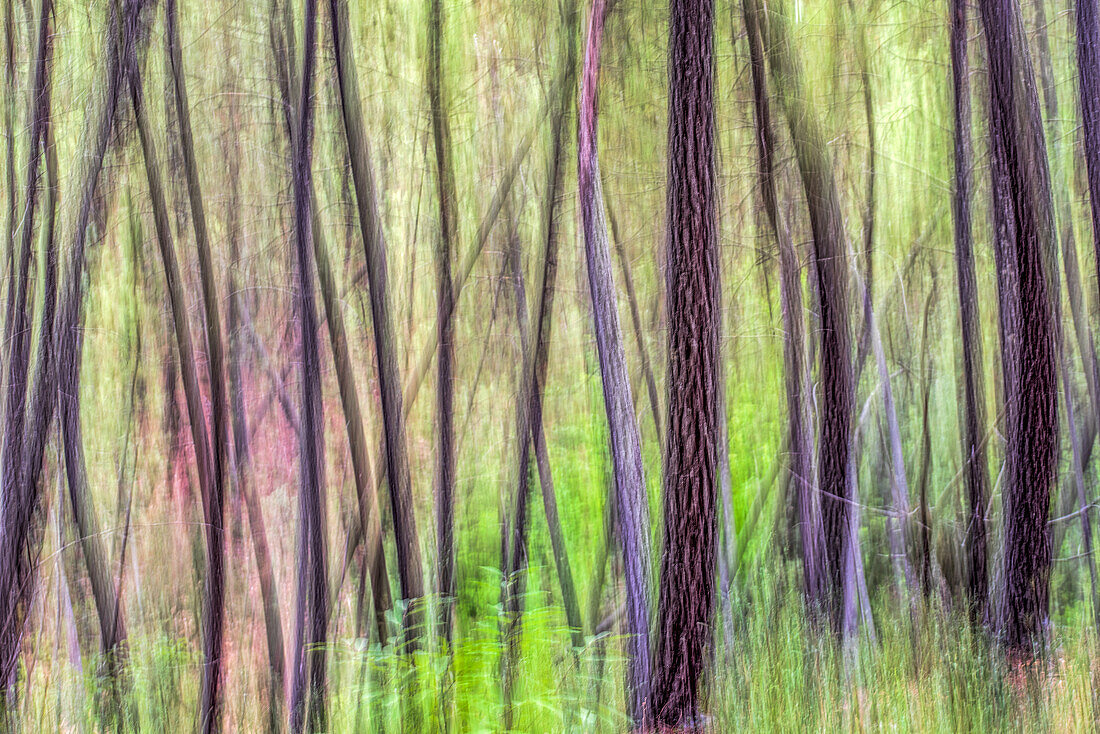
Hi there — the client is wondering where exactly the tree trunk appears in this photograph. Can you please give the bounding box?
[741,0,823,609]
[1077,0,1100,297]
[224,90,287,728]
[326,0,425,643]
[427,0,458,643]
[978,0,1059,658]
[164,2,230,728]
[950,0,991,624]
[651,0,720,727]
[578,0,652,726]
[287,0,328,729]
[765,0,858,636]
[0,0,126,698]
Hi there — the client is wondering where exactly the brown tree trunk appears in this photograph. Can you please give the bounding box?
[951,0,991,624]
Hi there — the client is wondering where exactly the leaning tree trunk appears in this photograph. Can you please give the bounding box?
[741,0,822,610]
[287,0,329,729]
[651,0,720,726]
[0,0,54,611]
[270,0,391,651]
[501,14,585,717]
[979,0,1059,658]
[164,2,231,728]
[764,0,858,636]
[578,0,652,727]
[326,0,425,644]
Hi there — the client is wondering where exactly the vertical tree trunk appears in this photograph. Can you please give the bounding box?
[916,285,936,601]
[1,0,16,361]
[287,0,328,729]
[1061,356,1100,635]
[427,0,458,643]
[578,0,652,726]
[271,0,391,650]
[741,0,823,609]
[0,0,53,577]
[978,0,1058,658]
[951,0,991,624]
[525,0,583,652]
[651,0,720,727]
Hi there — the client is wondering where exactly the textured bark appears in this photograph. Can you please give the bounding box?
[287,0,328,729]
[164,2,230,728]
[651,0,720,726]
[741,0,822,608]
[326,0,425,641]
[951,0,991,623]
[578,0,652,726]
[978,0,1058,657]
[427,0,458,642]
[765,0,857,635]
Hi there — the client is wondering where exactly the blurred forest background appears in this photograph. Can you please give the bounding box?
[3,0,1100,730]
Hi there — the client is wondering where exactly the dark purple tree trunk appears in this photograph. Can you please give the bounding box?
[0,0,127,699]
[164,1,230,727]
[325,0,426,644]
[765,0,857,635]
[950,0,991,623]
[741,0,822,610]
[651,0,720,727]
[978,0,1058,658]
[287,0,328,729]
[427,0,458,643]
